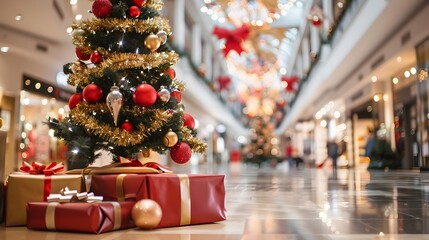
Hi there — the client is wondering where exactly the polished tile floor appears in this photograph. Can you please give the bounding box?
[2,162,429,239]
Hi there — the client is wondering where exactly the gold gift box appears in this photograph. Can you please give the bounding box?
[5,173,83,226]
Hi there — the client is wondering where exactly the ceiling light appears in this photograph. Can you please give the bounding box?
[0,47,9,53]
[75,14,82,21]
[396,56,402,62]
[15,15,22,21]
[280,68,287,75]
[404,70,410,78]
[337,2,344,8]
[66,27,73,34]
[392,77,399,84]
[410,67,417,75]
[373,95,380,102]
[371,75,377,82]
[70,0,78,5]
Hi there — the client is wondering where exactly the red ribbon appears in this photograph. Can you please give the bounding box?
[20,161,64,176]
[43,177,52,201]
[118,157,172,173]
[213,25,250,57]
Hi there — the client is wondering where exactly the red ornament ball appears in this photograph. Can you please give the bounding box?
[164,68,176,79]
[133,84,157,107]
[83,84,103,103]
[75,48,90,61]
[121,121,134,132]
[129,6,140,18]
[92,0,112,18]
[183,113,195,129]
[170,142,192,164]
[68,93,83,109]
[133,0,145,7]
[312,17,322,27]
[170,89,182,103]
[90,51,103,64]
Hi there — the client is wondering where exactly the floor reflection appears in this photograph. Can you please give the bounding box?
[3,162,429,239]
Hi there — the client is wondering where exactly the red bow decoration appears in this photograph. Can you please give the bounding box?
[217,76,231,91]
[20,161,64,176]
[118,157,172,173]
[281,76,299,92]
[213,25,250,57]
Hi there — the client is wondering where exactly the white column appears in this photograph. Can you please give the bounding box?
[383,78,395,151]
[296,54,303,78]
[301,37,310,73]
[204,42,213,80]
[173,0,185,51]
[192,24,202,66]
[310,26,320,55]
[322,0,334,38]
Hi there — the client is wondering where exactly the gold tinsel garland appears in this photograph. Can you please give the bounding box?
[146,0,164,11]
[172,79,185,93]
[71,103,172,146]
[181,127,208,153]
[72,16,171,43]
[68,51,179,86]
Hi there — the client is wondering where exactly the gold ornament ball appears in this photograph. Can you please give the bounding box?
[132,199,163,229]
[144,34,161,52]
[163,130,178,147]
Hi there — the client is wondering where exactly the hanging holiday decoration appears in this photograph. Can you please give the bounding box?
[217,76,231,91]
[164,68,176,79]
[82,83,103,103]
[75,48,90,61]
[132,199,162,229]
[157,87,170,103]
[170,142,192,164]
[129,6,141,18]
[106,86,124,126]
[133,83,157,107]
[121,121,134,132]
[281,76,299,92]
[163,129,178,147]
[183,113,195,129]
[92,0,112,18]
[133,0,145,7]
[90,51,103,64]
[170,89,182,103]
[213,25,250,57]
[144,34,161,52]
[68,93,83,110]
[307,5,324,27]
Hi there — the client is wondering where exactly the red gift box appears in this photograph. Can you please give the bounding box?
[145,174,226,228]
[91,174,147,202]
[27,201,135,234]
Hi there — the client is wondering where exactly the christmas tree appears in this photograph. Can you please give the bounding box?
[48,0,206,168]
[243,116,280,166]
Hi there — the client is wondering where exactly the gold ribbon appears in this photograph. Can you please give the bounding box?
[109,202,122,230]
[178,174,191,225]
[45,202,59,230]
[116,174,127,201]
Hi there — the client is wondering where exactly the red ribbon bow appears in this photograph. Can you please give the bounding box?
[20,161,64,176]
[217,76,231,91]
[213,25,250,57]
[281,76,299,92]
[118,157,172,173]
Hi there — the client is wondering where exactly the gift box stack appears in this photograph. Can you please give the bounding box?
[3,0,226,234]
[4,160,226,234]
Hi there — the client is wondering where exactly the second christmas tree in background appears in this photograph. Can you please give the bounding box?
[48,0,206,168]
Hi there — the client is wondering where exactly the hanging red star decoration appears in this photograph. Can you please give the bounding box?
[217,76,232,91]
[281,76,299,92]
[213,25,250,57]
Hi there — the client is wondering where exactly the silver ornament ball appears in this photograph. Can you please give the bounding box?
[158,88,171,103]
[106,86,124,126]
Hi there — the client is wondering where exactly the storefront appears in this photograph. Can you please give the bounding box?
[18,75,72,169]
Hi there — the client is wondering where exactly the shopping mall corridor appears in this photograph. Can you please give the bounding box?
[2,162,429,240]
